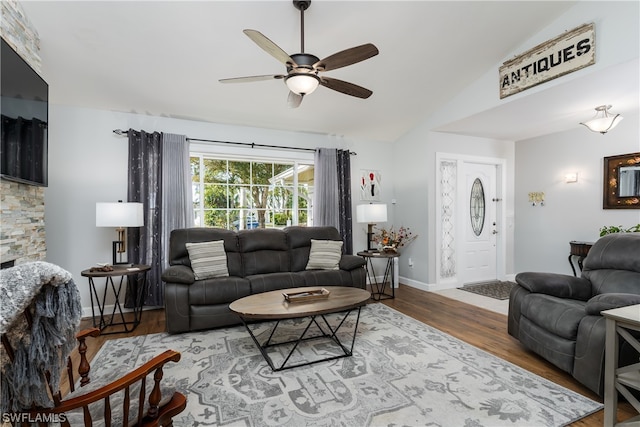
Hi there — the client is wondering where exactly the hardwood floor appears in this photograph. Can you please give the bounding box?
[75,284,634,426]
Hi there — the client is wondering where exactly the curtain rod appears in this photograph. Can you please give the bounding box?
[113,129,356,155]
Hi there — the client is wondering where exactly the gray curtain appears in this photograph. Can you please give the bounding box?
[160,133,193,273]
[127,130,191,307]
[127,129,162,307]
[337,150,353,254]
[313,148,353,254]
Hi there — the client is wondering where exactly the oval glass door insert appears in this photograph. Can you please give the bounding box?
[470,178,485,236]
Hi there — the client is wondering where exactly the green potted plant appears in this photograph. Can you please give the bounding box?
[599,224,640,237]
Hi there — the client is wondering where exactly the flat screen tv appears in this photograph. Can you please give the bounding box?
[1,37,48,187]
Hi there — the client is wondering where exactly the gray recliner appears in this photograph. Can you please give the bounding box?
[508,233,640,397]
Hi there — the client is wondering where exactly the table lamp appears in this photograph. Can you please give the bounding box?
[96,201,144,265]
[356,203,387,251]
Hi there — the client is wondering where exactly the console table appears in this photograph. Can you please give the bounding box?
[568,241,593,276]
[602,304,640,427]
[81,264,150,335]
[357,251,399,300]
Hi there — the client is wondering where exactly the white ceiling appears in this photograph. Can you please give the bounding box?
[20,1,635,143]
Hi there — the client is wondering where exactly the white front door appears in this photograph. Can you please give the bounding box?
[462,162,497,284]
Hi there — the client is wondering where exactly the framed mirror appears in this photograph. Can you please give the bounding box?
[603,152,640,209]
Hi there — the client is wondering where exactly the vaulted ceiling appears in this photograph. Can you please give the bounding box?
[21,1,636,142]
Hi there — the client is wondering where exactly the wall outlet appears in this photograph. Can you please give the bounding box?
[408,258,414,267]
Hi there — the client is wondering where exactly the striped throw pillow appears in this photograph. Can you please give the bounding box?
[305,239,343,270]
[185,240,229,280]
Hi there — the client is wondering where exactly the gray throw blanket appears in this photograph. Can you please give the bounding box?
[0,261,82,412]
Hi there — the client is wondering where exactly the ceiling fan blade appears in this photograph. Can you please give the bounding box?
[313,43,379,72]
[243,29,297,66]
[320,77,373,99]
[219,74,285,83]
[287,91,303,108]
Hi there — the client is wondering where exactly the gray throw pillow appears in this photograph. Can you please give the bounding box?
[305,239,343,270]
[185,240,229,280]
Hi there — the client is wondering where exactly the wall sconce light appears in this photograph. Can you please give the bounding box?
[565,172,578,183]
[580,105,623,134]
[96,201,144,265]
[356,203,387,251]
[528,192,545,206]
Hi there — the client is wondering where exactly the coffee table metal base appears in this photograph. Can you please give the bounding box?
[239,307,363,372]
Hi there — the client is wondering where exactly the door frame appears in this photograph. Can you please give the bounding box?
[434,153,507,287]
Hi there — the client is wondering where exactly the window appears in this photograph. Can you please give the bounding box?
[191,155,314,229]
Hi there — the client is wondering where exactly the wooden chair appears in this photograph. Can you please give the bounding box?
[0,261,186,426]
[2,322,186,426]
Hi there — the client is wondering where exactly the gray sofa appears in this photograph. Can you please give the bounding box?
[162,226,366,333]
[508,233,640,397]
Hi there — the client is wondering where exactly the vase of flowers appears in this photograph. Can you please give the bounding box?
[372,226,417,253]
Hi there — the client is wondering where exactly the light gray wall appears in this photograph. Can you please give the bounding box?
[515,113,640,275]
[32,0,640,314]
[392,128,515,288]
[391,0,639,289]
[44,105,392,315]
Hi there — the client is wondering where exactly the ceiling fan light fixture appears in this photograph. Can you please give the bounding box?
[285,73,320,95]
[580,105,623,134]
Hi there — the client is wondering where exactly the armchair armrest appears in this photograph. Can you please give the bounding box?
[47,350,186,425]
[339,255,366,271]
[161,265,195,285]
[586,293,640,315]
[515,272,592,300]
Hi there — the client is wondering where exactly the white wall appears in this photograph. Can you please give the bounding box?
[515,112,640,274]
[44,105,393,315]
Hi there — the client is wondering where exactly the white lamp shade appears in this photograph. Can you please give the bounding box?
[285,74,320,95]
[581,116,623,134]
[356,204,388,224]
[96,202,144,227]
[580,105,623,134]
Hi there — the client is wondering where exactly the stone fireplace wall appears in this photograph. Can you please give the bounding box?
[1,0,46,264]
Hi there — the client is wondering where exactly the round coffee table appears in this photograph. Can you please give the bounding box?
[230,286,370,371]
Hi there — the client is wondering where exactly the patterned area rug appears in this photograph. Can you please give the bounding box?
[93,304,601,426]
[459,280,517,300]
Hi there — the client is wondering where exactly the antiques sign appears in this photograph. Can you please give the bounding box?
[499,23,595,99]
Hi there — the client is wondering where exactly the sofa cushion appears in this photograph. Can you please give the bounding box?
[185,240,229,280]
[583,269,640,296]
[521,294,586,340]
[189,276,251,305]
[248,272,306,294]
[306,239,343,270]
[585,293,640,315]
[296,270,357,287]
[583,233,640,296]
[519,317,576,374]
[239,229,290,276]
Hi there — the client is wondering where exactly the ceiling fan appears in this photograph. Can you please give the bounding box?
[219,0,379,108]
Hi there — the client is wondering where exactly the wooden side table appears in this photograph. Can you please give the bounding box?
[81,264,150,335]
[568,241,593,276]
[602,304,640,427]
[357,251,399,300]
